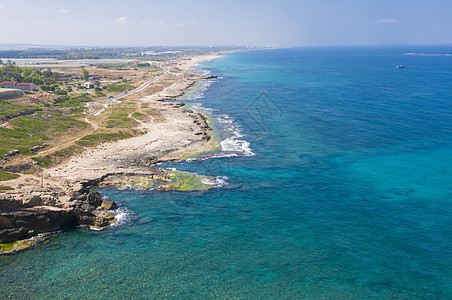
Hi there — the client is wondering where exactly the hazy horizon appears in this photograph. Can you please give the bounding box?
[1,0,452,47]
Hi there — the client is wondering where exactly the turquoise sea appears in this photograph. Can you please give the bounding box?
[1,47,452,299]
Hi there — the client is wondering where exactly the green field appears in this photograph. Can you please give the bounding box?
[0,103,87,156]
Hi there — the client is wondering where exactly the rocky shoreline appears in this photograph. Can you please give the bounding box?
[0,54,222,253]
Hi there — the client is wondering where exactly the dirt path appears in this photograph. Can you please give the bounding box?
[36,117,98,156]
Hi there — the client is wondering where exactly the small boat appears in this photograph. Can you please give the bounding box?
[396,65,406,69]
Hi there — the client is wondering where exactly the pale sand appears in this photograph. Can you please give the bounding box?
[180,53,222,68]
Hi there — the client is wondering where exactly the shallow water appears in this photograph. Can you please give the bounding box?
[1,46,452,299]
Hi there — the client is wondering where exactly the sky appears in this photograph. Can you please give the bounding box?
[1,0,452,47]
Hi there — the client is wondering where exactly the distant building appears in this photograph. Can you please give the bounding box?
[15,83,37,91]
[1,81,17,89]
[83,82,94,89]
[1,81,37,91]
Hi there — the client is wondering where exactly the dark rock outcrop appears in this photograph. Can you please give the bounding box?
[0,184,117,244]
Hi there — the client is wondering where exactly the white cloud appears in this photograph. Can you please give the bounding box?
[187,20,196,24]
[176,23,185,27]
[115,16,127,25]
[160,21,166,25]
[57,8,69,14]
[0,5,3,9]
[373,18,397,24]
[141,20,153,26]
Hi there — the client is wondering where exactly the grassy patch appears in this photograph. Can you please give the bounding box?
[106,84,133,93]
[106,113,139,128]
[0,185,13,190]
[54,93,91,113]
[52,145,82,159]
[31,157,52,167]
[0,110,87,155]
[95,91,107,98]
[131,112,147,120]
[0,171,20,181]
[75,132,132,147]
[0,99,37,120]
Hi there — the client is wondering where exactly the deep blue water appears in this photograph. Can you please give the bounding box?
[1,46,452,299]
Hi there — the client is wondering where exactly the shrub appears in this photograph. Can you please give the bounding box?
[0,171,20,181]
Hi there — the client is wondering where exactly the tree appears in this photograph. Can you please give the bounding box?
[53,89,68,96]
[82,68,89,81]
[40,84,51,92]
[0,59,3,65]
[0,64,23,82]
[43,68,53,78]
[22,67,32,77]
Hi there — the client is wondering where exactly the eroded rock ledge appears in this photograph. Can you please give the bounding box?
[0,182,117,244]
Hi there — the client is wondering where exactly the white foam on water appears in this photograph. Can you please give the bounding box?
[90,227,104,231]
[215,114,254,157]
[188,103,255,159]
[202,176,229,188]
[220,138,254,157]
[110,209,130,227]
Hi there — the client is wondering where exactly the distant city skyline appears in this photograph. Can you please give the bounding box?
[1,0,452,47]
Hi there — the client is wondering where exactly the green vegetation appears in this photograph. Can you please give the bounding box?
[27,145,83,167]
[82,68,89,81]
[53,89,68,96]
[0,242,16,253]
[54,93,92,113]
[0,171,20,181]
[0,64,23,82]
[106,84,133,93]
[153,171,214,191]
[31,157,52,167]
[106,113,139,128]
[75,132,132,147]
[131,112,147,120]
[95,91,107,98]
[0,110,87,156]
[0,185,13,191]
[0,99,38,120]
[113,171,214,192]
[0,235,44,254]
[0,65,70,86]
[50,145,82,161]
[0,46,246,61]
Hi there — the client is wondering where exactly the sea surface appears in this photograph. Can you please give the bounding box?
[1,46,452,299]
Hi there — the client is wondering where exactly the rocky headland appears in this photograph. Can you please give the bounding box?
[0,54,222,253]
